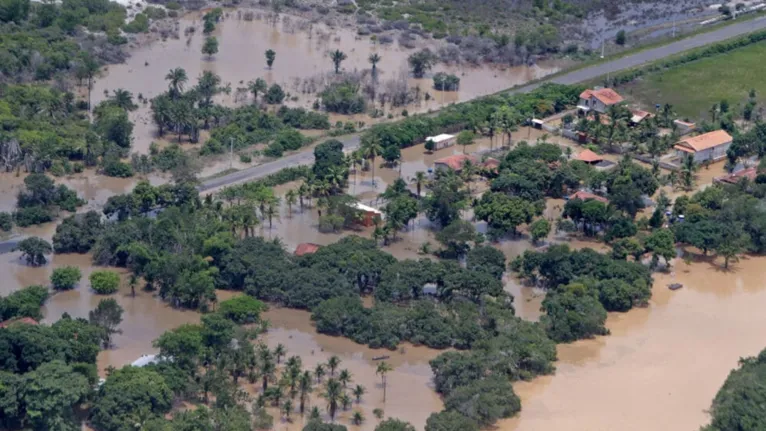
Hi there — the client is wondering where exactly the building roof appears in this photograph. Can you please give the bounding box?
[294,243,321,256]
[0,317,38,328]
[434,154,478,171]
[131,354,159,368]
[574,149,604,163]
[570,190,609,204]
[579,88,624,106]
[630,109,652,123]
[352,202,384,216]
[675,130,733,153]
[715,167,757,184]
[425,134,454,143]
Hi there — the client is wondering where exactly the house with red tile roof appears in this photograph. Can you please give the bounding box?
[434,154,478,172]
[294,243,321,256]
[569,190,609,204]
[715,167,757,185]
[674,130,732,164]
[577,88,624,114]
[574,149,603,164]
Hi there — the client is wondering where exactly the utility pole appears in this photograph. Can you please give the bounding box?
[672,19,676,38]
[229,137,234,169]
[600,39,605,59]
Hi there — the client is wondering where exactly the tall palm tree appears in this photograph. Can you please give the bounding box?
[376,361,392,402]
[274,343,286,364]
[411,171,427,198]
[709,103,719,122]
[165,67,188,98]
[285,189,297,216]
[326,165,347,194]
[297,182,308,210]
[368,53,382,76]
[314,363,326,384]
[327,355,341,377]
[361,138,383,186]
[298,371,312,414]
[330,49,347,74]
[338,369,352,388]
[681,154,697,191]
[352,384,366,403]
[261,356,276,392]
[323,378,343,422]
[282,399,293,421]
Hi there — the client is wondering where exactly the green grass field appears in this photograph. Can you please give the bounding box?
[623,41,766,121]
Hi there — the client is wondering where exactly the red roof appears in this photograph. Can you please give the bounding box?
[0,317,38,328]
[579,88,624,106]
[294,243,321,256]
[675,130,733,153]
[575,149,603,163]
[715,167,757,184]
[434,154,478,171]
[482,158,501,172]
[570,190,609,204]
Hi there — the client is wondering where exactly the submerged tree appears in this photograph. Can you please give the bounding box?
[88,298,124,348]
[202,36,219,59]
[265,49,276,69]
[330,49,347,74]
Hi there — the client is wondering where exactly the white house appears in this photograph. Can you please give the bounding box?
[424,134,455,150]
[674,130,733,164]
[577,88,624,114]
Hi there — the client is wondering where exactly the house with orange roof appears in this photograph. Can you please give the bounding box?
[569,190,609,204]
[574,149,604,165]
[714,167,757,185]
[674,130,732,164]
[294,243,321,256]
[434,154,478,173]
[577,88,624,114]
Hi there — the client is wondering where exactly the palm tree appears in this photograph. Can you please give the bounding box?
[327,355,341,377]
[261,356,276,392]
[361,138,383,186]
[352,411,365,426]
[368,53,382,76]
[340,393,352,411]
[681,154,697,191]
[299,371,312,414]
[165,67,188,98]
[338,369,352,388]
[314,363,326,384]
[376,361,392,402]
[330,49,348,74]
[323,378,343,422]
[274,343,286,364]
[285,189,297,216]
[110,89,137,111]
[410,171,427,198]
[248,78,268,103]
[297,182,308,210]
[709,103,719,122]
[352,384,365,403]
[282,399,294,421]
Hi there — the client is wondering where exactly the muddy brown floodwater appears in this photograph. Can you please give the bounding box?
[92,9,563,155]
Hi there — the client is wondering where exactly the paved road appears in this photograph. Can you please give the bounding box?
[199,16,766,192]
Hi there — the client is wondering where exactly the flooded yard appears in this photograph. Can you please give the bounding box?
[92,9,563,155]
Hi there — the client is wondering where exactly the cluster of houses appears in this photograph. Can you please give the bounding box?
[576,87,733,165]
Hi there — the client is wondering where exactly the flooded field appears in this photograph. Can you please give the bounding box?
[92,9,564,155]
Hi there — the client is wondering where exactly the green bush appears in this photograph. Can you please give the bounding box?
[51,266,83,291]
[0,212,12,231]
[264,84,285,104]
[218,295,267,324]
[90,270,121,294]
[320,81,365,114]
[14,206,54,227]
[123,13,149,33]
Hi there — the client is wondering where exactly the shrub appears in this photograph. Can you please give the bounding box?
[264,84,285,104]
[0,212,12,231]
[14,206,54,227]
[51,266,83,291]
[90,270,121,294]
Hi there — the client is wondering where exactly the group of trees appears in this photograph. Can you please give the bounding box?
[0,283,125,430]
[702,346,766,430]
[13,173,85,227]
